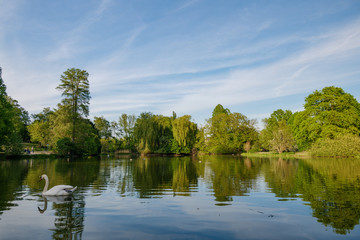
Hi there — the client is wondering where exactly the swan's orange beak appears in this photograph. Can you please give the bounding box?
[38,176,43,182]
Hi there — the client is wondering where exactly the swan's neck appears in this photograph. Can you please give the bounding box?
[42,175,49,193]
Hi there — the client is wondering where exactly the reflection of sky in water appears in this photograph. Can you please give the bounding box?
[2,157,360,239]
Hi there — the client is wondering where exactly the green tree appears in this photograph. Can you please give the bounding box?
[28,108,53,147]
[56,68,90,143]
[207,105,258,153]
[194,126,209,153]
[260,109,293,151]
[49,104,73,148]
[117,113,136,149]
[0,68,26,155]
[270,120,295,153]
[0,68,15,149]
[73,118,101,155]
[244,141,251,153]
[56,137,74,156]
[291,86,360,150]
[172,115,198,154]
[94,116,112,139]
[155,115,174,153]
[134,112,160,154]
[6,97,30,142]
[49,105,100,155]
[212,104,230,117]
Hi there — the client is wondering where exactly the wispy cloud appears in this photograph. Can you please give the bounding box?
[1,1,360,125]
[87,13,360,123]
[167,17,360,116]
[46,0,111,62]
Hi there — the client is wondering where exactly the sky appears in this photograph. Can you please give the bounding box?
[1,0,360,128]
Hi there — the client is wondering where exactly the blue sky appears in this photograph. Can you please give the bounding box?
[1,0,360,127]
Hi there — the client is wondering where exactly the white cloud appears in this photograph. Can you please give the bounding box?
[46,0,111,62]
[1,1,360,125]
[168,17,360,116]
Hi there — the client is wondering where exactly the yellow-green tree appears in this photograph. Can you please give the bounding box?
[260,109,293,151]
[28,107,53,147]
[270,120,295,153]
[172,115,197,154]
[206,104,258,153]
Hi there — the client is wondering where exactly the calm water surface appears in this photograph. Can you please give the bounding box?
[1,155,360,239]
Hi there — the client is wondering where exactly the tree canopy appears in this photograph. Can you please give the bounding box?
[0,68,29,154]
[291,86,360,150]
[205,105,258,153]
[172,115,198,153]
[56,68,91,143]
[260,109,294,152]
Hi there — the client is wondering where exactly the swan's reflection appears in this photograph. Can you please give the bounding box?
[38,195,85,239]
[38,196,72,214]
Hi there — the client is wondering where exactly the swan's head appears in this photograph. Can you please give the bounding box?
[39,174,47,181]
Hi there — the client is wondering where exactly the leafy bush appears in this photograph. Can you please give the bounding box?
[56,137,74,156]
[310,134,360,157]
[3,132,23,156]
[81,135,101,155]
[100,138,117,154]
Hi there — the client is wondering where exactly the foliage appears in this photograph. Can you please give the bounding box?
[132,112,198,154]
[27,108,53,147]
[79,133,101,156]
[194,126,208,153]
[310,134,360,157]
[6,97,30,142]
[206,105,258,154]
[212,104,230,117]
[49,104,73,147]
[270,120,295,153]
[94,116,112,139]
[260,109,293,151]
[134,112,160,153]
[0,69,13,147]
[56,137,74,156]
[3,132,23,155]
[291,86,360,150]
[244,141,251,153]
[113,113,136,150]
[100,138,117,153]
[172,115,197,154]
[43,101,100,156]
[56,68,90,143]
[72,118,101,155]
[0,69,28,153]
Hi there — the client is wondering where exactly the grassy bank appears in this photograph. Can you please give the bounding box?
[241,151,310,158]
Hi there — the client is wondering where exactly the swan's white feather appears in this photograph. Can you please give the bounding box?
[43,185,77,196]
[40,174,77,196]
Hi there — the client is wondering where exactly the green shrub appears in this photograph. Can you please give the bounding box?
[310,134,360,157]
[100,138,117,154]
[56,137,74,156]
[81,136,101,155]
[3,132,23,156]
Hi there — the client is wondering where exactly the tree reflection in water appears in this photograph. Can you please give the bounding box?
[1,156,360,237]
[38,195,85,239]
[265,157,360,235]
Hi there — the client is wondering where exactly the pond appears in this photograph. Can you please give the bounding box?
[1,155,360,239]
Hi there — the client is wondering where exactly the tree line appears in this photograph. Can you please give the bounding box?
[1,67,360,157]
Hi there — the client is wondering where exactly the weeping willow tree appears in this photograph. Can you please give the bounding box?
[134,112,160,154]
[172,115,198,154]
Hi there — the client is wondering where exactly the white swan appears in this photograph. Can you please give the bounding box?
[40,174,77,196]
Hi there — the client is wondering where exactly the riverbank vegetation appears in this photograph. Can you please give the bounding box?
[1,67,360,158]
